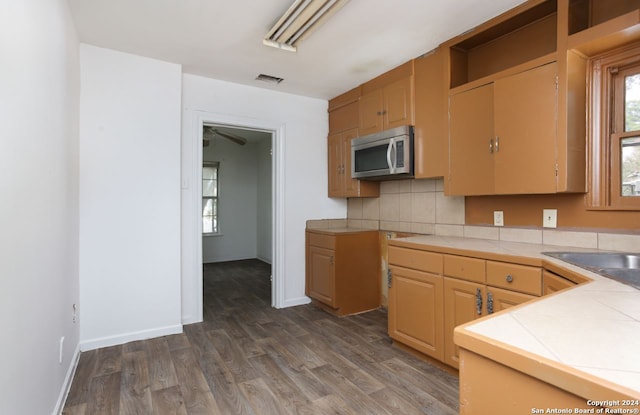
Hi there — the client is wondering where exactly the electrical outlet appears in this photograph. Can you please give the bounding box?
[543,209,557,228]
[493,211,504,227]
[72,303,77,323]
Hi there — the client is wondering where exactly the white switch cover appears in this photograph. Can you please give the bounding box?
[543,209,557,228]
[493,211,504,227]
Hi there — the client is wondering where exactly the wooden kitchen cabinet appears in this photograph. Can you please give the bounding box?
[359,61,414,136]
[414,46,448,179]
[493,62,558,194]
[542,269,576,295]
[388,266,444,361]
[487,287,536,313]
[448,62,558,195]
[443,277,485,367]
[328,128,378,198]
[388,246,444,361]
[388,240,544,369]
[458,349,588,415]
[327,95,379,198]
[448,83,494,195]
[306,229,380,316]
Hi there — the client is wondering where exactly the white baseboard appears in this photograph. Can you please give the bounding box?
[181,313,202,325]
[79,324,183,352]
[52,343,81,415]
[279,296,312,309]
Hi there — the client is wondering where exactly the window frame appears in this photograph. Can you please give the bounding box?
[588,43,640,211]
[202,161,220,235]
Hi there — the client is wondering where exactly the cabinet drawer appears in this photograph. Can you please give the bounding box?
[308,232,335,250]
[389,246,443,274]
[487,261,542,296]
[444,255,485,283]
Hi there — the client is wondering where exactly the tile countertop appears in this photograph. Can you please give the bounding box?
[390,235,640,400]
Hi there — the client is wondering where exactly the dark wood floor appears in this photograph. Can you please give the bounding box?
[63,259,459,414]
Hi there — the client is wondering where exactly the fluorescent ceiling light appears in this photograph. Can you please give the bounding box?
[264,0,350,52]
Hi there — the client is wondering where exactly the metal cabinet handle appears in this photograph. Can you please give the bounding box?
[505,274,513,283]
[495,136,500,152]
[487,291,494,314]
[489,138,494,154]
[475,288,483,315]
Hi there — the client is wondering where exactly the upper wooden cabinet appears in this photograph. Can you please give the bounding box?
[326,0,640,196]
[358,61,414,136]
[449,82,495,195]
[446,0,588,196]
[414,47,448,179]
[327,89,379,198]
[328,128,379,197]
[450,62,559,195]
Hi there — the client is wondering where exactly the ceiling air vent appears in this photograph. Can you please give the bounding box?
[256,74,285,84]
[263,0,351,52]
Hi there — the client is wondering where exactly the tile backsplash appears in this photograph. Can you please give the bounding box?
[348,178,464,234]
[343,178,640,252]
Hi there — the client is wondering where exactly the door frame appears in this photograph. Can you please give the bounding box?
[185,109,285,323]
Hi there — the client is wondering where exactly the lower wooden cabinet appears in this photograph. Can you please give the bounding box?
[389,241,545,369]
[489,287,536,313]
[388,266,444,361]
[543,269,577,294]
[306,229,380,316]
[308,245,335,306]
[458,349,588,415]
[443,277,485,367]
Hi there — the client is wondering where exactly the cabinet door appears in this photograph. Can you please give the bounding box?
[414,48,447,178]
[494,62,557,194]
[308,246,335,307]
[444,277,485,368]
[543,270,576,295]
[449,83,495,195]
[384,76,414,130]
[342,128,360,196]
[389,266,444,361]
[359,90,384,136]
[327,133,343,197]
[487,287,535,314]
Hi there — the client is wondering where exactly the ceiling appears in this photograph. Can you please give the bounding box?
[67,0,526,100]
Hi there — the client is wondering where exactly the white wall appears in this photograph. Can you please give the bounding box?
[257,137,273,264]
[0,1,80,413]
[79,45,182,349]
[202,138,259,262]
[182,74,345,321]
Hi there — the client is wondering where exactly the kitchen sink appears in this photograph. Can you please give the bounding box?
[543,252,640,290]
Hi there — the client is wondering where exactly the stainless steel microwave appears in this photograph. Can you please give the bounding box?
[351,125,414,180]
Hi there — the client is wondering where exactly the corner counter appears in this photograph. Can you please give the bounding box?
[392,235,640,410]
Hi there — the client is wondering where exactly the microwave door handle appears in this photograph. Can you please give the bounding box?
[387,138,396,173]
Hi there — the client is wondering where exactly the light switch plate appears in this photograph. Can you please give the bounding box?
[543,209,557,228]
[493,211,504,227]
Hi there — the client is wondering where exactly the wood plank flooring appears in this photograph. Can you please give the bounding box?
[63,259,459,414]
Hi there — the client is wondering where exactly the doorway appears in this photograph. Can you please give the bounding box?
[201,124,273,265]
[183,110,286,325]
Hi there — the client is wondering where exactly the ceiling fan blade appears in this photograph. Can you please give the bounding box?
[202,126,247,146]
[213,129,247,146]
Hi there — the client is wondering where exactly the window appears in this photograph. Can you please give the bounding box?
[202,162,219,234]
[588,44,640,210]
